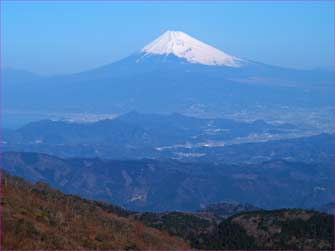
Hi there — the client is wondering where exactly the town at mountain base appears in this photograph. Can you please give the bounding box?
[3,172,333,250]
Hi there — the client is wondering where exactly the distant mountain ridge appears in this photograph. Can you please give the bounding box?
[3,111,299,159]
[2,68,41,84]
[2,152,333,211]
[3,112,333,164]
[315,203,334,215]
[198,202,260,218]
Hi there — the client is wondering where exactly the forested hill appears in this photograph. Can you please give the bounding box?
[3,173,333,250]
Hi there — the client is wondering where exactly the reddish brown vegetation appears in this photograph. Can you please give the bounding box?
[2,174,189,250]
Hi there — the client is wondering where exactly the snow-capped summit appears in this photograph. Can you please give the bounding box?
[141,30,244,67]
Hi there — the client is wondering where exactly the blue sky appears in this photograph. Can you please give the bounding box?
[1,1,334,75]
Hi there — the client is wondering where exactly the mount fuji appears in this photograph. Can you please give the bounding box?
[139,30,245,67]
[3,30,333,117]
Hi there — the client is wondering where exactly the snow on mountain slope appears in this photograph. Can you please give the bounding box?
[140,31,245,67]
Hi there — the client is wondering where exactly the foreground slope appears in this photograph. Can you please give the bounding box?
[2,173,333,250]
[2,173,188,250]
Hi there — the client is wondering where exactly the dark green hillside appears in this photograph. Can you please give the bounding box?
[196,209,334,250]
[132,208,334,250]
[132,211,216,245]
